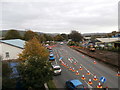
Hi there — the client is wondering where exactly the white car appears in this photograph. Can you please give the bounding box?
[52,65,62,75]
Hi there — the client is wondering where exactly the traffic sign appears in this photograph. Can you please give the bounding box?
[59,57,62,60]
[100,76,106,83]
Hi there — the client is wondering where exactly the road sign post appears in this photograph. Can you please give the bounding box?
[100,76,106,83]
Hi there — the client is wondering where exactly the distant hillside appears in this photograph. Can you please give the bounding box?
[82,33,108,37]
[0,30,59,38]
[0,30,26,37]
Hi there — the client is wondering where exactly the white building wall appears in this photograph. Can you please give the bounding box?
[0,42,23,60]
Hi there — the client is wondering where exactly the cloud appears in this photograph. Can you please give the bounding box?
[1,0,119,34]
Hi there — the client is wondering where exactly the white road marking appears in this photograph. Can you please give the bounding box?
[80,64,94,76]
[72,56,94,76]
[68,58,73,63]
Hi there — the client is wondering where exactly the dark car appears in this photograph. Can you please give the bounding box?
[65,79,84,90]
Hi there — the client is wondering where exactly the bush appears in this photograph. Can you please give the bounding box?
[2,62,16,88]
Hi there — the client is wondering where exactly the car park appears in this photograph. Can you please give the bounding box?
[52,65,61,75]
[65,79,84,90]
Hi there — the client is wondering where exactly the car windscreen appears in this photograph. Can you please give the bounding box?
[54,68,60,70]
[50,56,53,58]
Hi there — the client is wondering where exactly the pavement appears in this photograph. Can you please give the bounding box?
[50,44,119,89]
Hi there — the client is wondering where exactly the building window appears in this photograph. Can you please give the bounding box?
[6,52,9,58]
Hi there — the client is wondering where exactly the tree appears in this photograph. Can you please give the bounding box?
[69,30,83,42]
[54,34,64,41]
[23,30,38,41]
[2,62,16,88]
[61,33,68,41]
[39,34,46,43]
[18,37,53,89]
[4,29,21,40]
[43,34,53,41]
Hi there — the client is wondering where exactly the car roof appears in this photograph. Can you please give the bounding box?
[50,54,54,56]
[70,79,82,87]
[52,65,60,68]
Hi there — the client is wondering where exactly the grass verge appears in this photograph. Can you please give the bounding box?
[47,80,57,90]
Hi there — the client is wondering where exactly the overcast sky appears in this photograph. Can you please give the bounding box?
[1,0,119,34]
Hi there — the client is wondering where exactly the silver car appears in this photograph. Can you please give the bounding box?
[52,65,61,75]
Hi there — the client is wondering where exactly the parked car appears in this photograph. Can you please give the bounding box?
[65,79,84,90]
[49,56,55,61]
[52,65,61,75]
[49,53,54,57]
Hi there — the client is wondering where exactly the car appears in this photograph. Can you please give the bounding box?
[49,53,54,57]
[49,56,55,61]
[52,65,61,75]
[49,49,53,52]
[65,79,84,90]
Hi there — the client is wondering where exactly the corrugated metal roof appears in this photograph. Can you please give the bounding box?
[96,38,119,42]
[0,39,25,49]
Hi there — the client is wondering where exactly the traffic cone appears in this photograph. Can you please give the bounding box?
[88,79,92,85]
[72,68,75,72]
[64,63,67,67]
[66,64,69,68]
[79,66,83,70]
[75,71,79,75]
[94,61,96,64]
[70,57,73,60]
[69,67,72,70]
[93,75,98,81]
[116,71,120,76]
[86,70,90,75]
[97,82,102,88]
[61,62,64,66]
[74,62,77,65]
[82,55,85,58]
[106,86,108,88]
[81,74,86,80]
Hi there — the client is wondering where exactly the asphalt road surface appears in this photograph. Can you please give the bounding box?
[51,44,119,89]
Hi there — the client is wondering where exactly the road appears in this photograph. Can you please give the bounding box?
[51,44,119,89]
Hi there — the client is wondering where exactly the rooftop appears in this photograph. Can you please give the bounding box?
[96,38,119,43]
[0,39,25,49]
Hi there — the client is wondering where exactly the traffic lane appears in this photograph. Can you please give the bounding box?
[62,45,118,88]
[52,47,78,88]
[57,45,117,88]
[64,45,117,77]
[55,47,100,88]
[53,47,91,88]
[54,47,97,88]
[63,46,118,88]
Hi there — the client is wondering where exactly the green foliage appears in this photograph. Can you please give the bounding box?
[43,34,53,41]
[67,41,79,46]
[2,62,16,88]
[54,35,64,41]
[18,38,53,89]
[69,30,83,42]
[4,29,22,40]
[47,80,57,90]
[39,34,46,43]
[61,33,68,41]
[23,30,39,41]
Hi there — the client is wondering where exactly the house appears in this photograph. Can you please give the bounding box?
[95,38,119,48]
[0,39,25,60]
